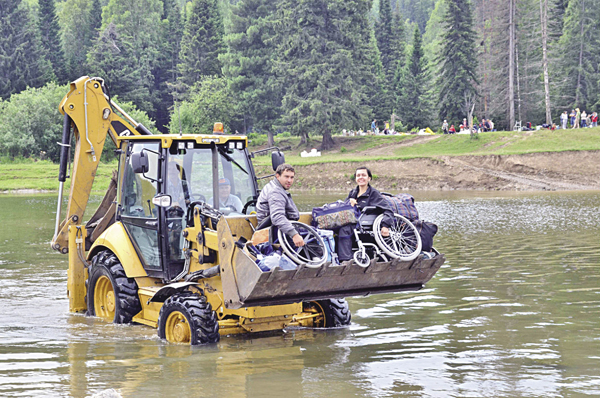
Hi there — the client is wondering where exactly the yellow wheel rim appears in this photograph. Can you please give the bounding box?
[305,301,326,328]
[94,275,116,321]
[165,311,191,344]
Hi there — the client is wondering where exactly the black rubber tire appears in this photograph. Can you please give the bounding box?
[87,250,141,324]
[310,299,351,328]
[157,292,220,345]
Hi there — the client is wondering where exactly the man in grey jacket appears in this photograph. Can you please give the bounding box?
[256,164,304,247]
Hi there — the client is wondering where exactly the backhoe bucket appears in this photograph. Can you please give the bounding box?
[218,217,444,309]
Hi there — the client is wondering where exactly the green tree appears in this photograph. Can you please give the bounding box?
[153,0,183,131]
[274,0,374,149]
[38,0,66,82]
[58,0,102,80]
[369,27,389,124]
[554,0,600,110]
[0,82,66,160]
[437,0,478,125]
[396,0,435,32]
[178,0,225,89]
[0,0,54,99]
[376,0,394,79]
[398,26,430,129]
[221,0,280,145]
[87,0,163,113]
[0,82,155,161]
[167,76,235,135]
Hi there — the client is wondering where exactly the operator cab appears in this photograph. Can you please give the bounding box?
[117,136,259,281]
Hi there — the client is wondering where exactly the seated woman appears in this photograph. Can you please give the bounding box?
[337,166,393,262]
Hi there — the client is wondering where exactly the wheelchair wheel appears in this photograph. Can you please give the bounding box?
[277,222,328,268]
[353,249,370,268]
[373,214,422,261]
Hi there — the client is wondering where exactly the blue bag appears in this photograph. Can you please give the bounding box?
[316,228,339,265]
[383,193,420,221]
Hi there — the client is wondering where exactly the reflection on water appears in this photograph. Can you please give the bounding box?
[0,191,599,397]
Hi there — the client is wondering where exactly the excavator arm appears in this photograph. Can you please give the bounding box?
[51,76,152,254]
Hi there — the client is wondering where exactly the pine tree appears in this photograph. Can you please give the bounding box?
[397,0,435,33]
[274,0,374,149]
[376,0,394,79]
[87,0,163,114]
[390,5,407,73]
[58,0,102,80]
[221,0,280,144]
[437,0,478,125]
[421,0,446,120]
[554,0,600,110]
[0,1,54,99]
[369,27,389,124]
[38,0,65,82]
[153,0,183,131]
[178,0,225,89]
[398,26,430,129]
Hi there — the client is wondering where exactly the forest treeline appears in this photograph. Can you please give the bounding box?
[0,0,596,161]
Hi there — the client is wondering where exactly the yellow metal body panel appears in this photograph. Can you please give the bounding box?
[134,287,162,328]
[89,222,147,278]
[67,226,88,313]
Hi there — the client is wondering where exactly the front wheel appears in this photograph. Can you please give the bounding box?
[158,292,220,345]
[87,250,141,324]
[306,299,351,328]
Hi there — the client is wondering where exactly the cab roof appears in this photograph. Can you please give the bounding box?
[117,134,248,148]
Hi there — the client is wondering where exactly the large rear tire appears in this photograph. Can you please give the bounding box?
[157,292,220,345]
[87,250,141,324]
[307,299,351,328]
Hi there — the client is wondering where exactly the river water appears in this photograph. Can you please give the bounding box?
[0,191,599,398]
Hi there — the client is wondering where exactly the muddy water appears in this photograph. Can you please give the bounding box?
[0,191,599,398]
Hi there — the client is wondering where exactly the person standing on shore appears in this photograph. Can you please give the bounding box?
[570,109,576,128]
[560,111,568,130]
[371,119,377,134]
[575,108,581,128]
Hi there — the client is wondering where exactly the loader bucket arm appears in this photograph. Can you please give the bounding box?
[51,76,151,254]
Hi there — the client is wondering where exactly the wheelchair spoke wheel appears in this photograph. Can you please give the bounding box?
[278,222,328,268]
[373,214,422,261]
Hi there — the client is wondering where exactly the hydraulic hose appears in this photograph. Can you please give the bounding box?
[54,114,72,241]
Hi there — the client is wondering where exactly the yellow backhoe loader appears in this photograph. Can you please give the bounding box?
[51,76,445,345]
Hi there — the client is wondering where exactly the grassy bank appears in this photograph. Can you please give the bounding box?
[0,160,117,192]
[252,127,600,167]
[1,127,598,192]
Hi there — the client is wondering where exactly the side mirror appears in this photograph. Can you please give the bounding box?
[152,194,172,208]
[271,151,285,171]
[131,151,149,174]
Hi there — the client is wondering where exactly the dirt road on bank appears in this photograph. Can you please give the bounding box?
[292,151,600,191]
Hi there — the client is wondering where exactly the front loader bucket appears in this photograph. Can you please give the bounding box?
[218,217,444,309]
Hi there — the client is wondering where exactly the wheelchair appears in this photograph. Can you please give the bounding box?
[352,206,422,267]
[256,217,329,269]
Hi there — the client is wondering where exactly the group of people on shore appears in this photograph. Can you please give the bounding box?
[560,109,598,129]
[441,118,495,134]
[256,164,391,262]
